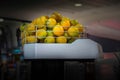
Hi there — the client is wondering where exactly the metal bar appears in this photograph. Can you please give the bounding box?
[0,17,31,23]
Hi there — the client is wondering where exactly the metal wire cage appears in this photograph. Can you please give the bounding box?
[21,24,87,45]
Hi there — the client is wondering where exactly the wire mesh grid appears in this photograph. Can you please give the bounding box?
[21,25,87,45]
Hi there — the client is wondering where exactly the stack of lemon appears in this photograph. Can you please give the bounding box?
[20,12,84,45]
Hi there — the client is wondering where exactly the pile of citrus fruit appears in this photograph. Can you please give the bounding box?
[20,12,84,45]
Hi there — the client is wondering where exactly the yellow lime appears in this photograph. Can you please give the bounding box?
[44,36,55,43]
[74,24,84,32]
[26,23,35,31]
[26,36,37,43]
[36,29,47,39]
[53,25,64,36]
[46,18,56,29]
[68,27,79,37]
[47,30,54,36]
[56,36,67,43]
[32,16,48,29]
[61,20,70,30]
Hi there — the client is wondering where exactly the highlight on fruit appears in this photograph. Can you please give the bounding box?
[20,12,85,45]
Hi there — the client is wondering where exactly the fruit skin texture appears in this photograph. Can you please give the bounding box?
[44,36,55,43]
[20,23,28,32]
[64,32,71,40]
[61,20,70,31]
[68,27,79,37]
[26,36,37,43]
[56,36,67,43]
[20,25,25,32]
[70,20,79,26]
[74,24,84,32]
[50,12,62,22]
[36,29,47,39]
[47,30,54,36]
[46,18,57,29]
[26,23,35,31]
[32,16,48,29]
[53,25,64,37]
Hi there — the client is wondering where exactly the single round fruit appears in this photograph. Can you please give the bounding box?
[74,24,84,32]
[44,36,55,43]
[61,20,70,30]
[53,25,64,36]
[32,16,48,29]
[68,27,79,37]
[46,18,56,29]
[26,23,35,31]
[56,36,67,43]
[36,29,47,39]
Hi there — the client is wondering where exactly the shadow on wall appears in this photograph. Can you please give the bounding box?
[87,34,120,52]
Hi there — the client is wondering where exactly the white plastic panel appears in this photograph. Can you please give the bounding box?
[23,39,102,59]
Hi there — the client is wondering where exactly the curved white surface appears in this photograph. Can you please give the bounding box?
[23,39,102,59]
